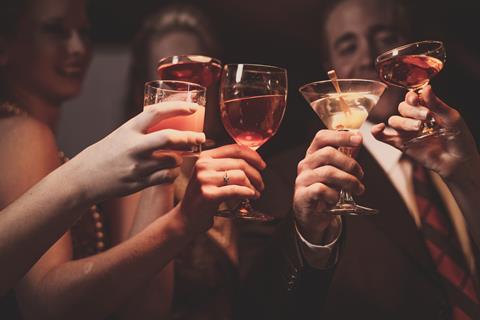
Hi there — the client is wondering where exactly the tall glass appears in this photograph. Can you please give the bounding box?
[218,64,287,221]
[143,80,206,155]
[299,79,386,216]
[375,40,457,147]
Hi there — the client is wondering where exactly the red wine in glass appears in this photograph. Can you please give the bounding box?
[377,55,443,90]
[221,94,286,150]
[157,56,222,88]
[375,40,457,146]
[218,63,287,221]
[157,55,222,148]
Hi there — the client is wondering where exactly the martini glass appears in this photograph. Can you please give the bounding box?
[217,63,287,221]
[299,79,386,216]
[375,40,457,147]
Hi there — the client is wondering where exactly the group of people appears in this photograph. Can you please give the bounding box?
[1,0,479,319]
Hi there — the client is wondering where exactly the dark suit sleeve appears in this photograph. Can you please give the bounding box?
[238,215,342,320]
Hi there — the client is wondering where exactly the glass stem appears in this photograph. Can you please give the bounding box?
[413,87,437,135]
[339,189,356,205]
[236,199,253,217]
[337,146,357,207]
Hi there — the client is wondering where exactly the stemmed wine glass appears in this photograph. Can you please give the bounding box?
[375,40,457,147]
[217,63,287,221]
[157,55,222,148]
[157,55,222,88]
[299,79,386,216]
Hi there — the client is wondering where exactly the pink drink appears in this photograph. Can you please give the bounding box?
[146,103,205,134]
[221,94,286,150]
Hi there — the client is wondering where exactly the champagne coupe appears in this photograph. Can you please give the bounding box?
[375,40,456,146]
[157,55,222,148]
[299,79,386,216]
[143,80,206,155]
[218,63,287,221]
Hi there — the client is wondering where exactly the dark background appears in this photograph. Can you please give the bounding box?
[86,0,480,151]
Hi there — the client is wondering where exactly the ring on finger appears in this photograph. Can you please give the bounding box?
[223,170,230,186]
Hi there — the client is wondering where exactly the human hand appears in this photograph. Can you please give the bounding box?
[66,101,206,203]
[176,144,266,234]
[294,130,364,244]
[372,85,479,179]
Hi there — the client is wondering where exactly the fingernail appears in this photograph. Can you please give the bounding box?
[350,135,362,145]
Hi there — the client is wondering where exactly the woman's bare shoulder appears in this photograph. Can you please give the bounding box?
[0,116,62,205]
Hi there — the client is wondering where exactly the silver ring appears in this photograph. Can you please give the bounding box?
[223,170,230,186]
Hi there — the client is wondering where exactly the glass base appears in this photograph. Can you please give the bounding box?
[404,127,460,148]
[327,203,379,216]
[216,205,275,222]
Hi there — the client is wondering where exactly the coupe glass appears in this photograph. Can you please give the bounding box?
[218,63,287,221]
[299,79,386,216]
[375,40,457,147]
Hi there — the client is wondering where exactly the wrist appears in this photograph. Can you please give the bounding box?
[295,213,338,245]
[47,161,92,211]
[165,205,196,242]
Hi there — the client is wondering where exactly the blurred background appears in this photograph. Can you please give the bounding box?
[58,0,480,157]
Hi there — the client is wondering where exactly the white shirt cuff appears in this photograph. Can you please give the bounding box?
[294,216,342,269]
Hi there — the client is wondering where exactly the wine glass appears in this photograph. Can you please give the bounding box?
[375,40,457,147]
[157,55,222,88]
[299,79,386,216]
[143,80,206,155]
[218,63,287,221]
[157,55,222,148]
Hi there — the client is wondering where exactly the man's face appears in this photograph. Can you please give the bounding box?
[325,0,407,121]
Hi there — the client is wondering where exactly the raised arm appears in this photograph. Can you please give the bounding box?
[0,101,204,296]
[15,142,262,320]
[372,85,480,248]
[116,144,266,319]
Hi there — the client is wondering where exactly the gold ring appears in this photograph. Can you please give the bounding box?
[223,170,230,186]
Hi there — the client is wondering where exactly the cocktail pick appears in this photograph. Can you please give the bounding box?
[328,69,351,115]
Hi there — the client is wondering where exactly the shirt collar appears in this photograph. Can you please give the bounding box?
[359,121,402,174]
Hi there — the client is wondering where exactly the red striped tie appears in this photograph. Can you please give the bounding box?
[412,162,480,319]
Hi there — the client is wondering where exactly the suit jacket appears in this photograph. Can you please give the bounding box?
[266,143,480,320]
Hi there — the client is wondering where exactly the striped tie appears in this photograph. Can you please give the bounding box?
[412,162,480,319]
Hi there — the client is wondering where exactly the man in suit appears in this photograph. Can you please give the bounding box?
[282,0,480,318]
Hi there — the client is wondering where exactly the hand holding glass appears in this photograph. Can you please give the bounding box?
[299,79,386,216]
[218,64,287,221]
[143,80,206,155]
[375,40,457,147]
